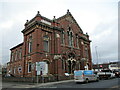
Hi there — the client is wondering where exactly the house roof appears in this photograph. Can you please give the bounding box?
[10,42,23,50]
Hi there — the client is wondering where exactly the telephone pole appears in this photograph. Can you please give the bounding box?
[95,46,99,71]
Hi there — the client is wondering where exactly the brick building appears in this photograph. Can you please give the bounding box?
[7,10,92,79]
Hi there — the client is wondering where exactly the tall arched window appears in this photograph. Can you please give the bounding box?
[76,35,79,48]
[28,36,32,53]
[28,62,32,73]
[11,52,14,62]
[70,32,73,46]
[43,35,49,52]
[67,27,73,47]
[85,47,89,59]
[62,59,65,70]
[15,50,18,61]
[61,31,65,44]
[19,48,22,60]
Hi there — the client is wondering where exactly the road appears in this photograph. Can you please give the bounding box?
[35,78,120,88]
[2,78,120,89]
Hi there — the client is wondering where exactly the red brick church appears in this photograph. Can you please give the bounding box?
[7,10,92,79]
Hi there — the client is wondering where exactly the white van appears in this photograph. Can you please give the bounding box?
[74,70,99,83]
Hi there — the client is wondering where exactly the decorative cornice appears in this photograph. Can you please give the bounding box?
[22,20,63,33]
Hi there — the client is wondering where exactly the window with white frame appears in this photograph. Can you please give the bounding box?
[28,62,32,73]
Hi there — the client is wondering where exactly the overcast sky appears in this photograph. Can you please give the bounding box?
[0,0,119,65]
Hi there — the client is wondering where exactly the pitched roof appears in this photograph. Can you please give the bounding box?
[56,10,83,33]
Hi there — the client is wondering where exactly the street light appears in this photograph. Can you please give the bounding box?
[95,46,99,71]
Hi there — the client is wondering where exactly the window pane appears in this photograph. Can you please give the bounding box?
[44,40,49,52]
[19,48,22,59]
[15,51,17,61]
[61,31,64,44]
[28,36,32,53]
[28,62,32,73]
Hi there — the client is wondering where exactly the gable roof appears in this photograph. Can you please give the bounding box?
[56,10,83,33]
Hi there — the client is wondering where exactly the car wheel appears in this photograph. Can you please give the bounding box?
[85,79,89,83]
[96,77,99,82]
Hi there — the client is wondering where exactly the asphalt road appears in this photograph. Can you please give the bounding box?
[2,78,120,89]
[36,78,120,88]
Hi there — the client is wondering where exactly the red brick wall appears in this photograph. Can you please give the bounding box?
[7,12,92,78]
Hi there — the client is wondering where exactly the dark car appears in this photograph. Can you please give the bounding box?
[113,69,120,77]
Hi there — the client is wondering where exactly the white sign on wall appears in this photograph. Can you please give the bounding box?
[41,19,51,25]
[36,62,45,71]
[36,62,48,75]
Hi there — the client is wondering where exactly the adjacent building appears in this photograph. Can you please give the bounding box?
[7,10,92,79]
[92,61,120,71]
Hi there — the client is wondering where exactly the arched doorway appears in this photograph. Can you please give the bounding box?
[67,53,76,74]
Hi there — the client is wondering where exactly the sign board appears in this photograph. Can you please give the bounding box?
[36,62,48,75]
[36,62,46,71]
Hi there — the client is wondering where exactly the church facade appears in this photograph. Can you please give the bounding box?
[7,10,92,79]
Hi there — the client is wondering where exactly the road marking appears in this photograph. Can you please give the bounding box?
[111,85,120,88]
[105,85,120,90]
[81,84,86,85]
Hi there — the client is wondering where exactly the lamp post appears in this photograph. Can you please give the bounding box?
[95,46,99,71]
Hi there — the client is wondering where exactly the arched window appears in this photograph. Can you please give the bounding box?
[67,27,73,47]
[43,35,49,52]
[62,59,65,70]
[68,60,71,74]
[19,48,22,60]
[15,50,18,61]
[85,47,89,58]
[61,31,65,44]
[11,52,14,62]
[70,32,73,46]
[28,36,32,53]
[28,62,32,73]
[76,35,79,48]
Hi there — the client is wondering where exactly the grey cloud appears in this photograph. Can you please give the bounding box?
[91,18,118,64]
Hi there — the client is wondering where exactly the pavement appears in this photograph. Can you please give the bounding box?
[3,79,74,88]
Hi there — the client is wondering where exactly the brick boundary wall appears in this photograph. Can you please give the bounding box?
[2,75,74,83]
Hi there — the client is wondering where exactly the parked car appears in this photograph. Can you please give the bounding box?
[74,70,99,83]
[113,69,120,78]
[97,69,115,79]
